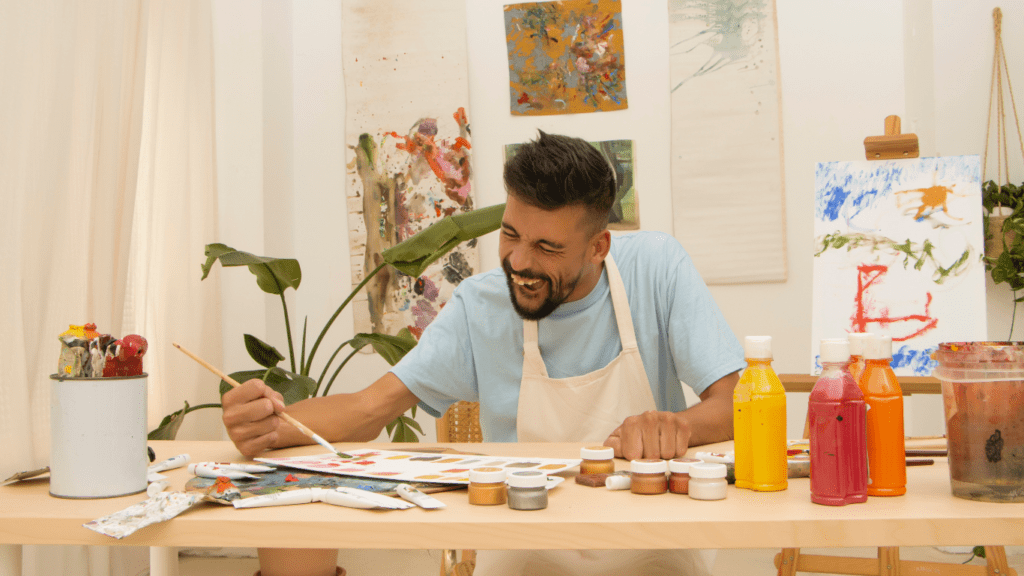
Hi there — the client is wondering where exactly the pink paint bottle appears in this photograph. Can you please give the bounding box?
[809,339,868,506]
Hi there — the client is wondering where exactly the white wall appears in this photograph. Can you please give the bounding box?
[210,0,1024,442]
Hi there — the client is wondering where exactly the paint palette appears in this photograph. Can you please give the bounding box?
[256,448,582,485]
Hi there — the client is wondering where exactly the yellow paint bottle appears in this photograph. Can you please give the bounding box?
[733,336,788,491]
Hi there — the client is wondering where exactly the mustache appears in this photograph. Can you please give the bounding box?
[502,258,548,282]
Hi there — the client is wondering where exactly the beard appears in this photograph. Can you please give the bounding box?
[502,257,583,321]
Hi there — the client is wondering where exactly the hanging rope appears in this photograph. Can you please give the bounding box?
[982,7,1024,189]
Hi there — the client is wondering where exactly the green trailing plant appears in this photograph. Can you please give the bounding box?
[149,203,505,441]
[982,180,1024,338]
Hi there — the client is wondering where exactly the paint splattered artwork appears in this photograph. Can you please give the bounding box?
[811,156,988,376]
[257,449,581,485]
[504,0,627,116]
[184,470,455,505]
[668,0,786,284]
[504,138,638,230]
[347,110,480,338]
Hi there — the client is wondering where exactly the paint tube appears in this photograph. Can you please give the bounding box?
[149,454,191,474]
[147,480,169,497]
[605,471,631,491]
[187,463,258,480]
[148,472,167,483]
[232,488,317,509]
[195,462,275,474]
[319,487,414,510]
[395,484,446,509]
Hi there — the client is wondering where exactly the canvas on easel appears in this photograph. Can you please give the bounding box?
[810,155,987,375]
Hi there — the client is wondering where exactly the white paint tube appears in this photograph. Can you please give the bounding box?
[605,472,631,491]
[233,488,317,509]
[147,480,169,497]
[195,461,276,473]
[320,487,414,510]
[148,454,190,474]
[187,463,258,480]
[395,484,446,509]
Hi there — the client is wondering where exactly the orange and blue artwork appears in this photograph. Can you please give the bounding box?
[811,156,987,376]
[504,0,627,116]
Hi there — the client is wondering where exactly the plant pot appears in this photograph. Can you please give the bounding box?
[986,208,1015,260]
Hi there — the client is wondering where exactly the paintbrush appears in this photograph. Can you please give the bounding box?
[172,342,352,459]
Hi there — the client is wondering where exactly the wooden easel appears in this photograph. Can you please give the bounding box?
[777,116,1014,576]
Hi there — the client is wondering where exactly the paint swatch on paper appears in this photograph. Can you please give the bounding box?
[505,139,638,230]
[257,449,582,485]
[504,0,627,115]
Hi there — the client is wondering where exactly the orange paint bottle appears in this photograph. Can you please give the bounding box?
[858,335,907,497]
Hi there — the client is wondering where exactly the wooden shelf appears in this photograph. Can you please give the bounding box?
[779,374,941,395]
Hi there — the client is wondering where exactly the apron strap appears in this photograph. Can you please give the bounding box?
[522,254,637,377]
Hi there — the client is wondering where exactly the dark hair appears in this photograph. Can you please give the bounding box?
[503,131,616,232]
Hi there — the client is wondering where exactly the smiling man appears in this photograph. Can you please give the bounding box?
[222,131,745,576]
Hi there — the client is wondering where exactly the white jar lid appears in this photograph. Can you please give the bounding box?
[469,466,507,483]
[744,336,772,359]
[580,446,614,460]
[630,459,667,474]
[688,462,727,479]
[863,334,893,360]
[668,457,702,473]
[847,332,874,356]
[819,338,851,363]
[507,470,547,488]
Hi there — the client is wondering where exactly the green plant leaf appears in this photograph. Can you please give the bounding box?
[352,329,418,366]
[244,334,285,368]
[200,243,301,295]
[148,401,189,440]
[381,203,504,277]
[389,415,423,443]
[218,368,316,405]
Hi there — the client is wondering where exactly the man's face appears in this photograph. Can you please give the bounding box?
[499,194,600,320]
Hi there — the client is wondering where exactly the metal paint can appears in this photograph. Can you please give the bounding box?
[49,373,148,498]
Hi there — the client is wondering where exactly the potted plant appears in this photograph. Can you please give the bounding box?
[149,203,505,441]
[982,180,1024,337]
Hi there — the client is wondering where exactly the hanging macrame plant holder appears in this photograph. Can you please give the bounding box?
[983,8,1023,260]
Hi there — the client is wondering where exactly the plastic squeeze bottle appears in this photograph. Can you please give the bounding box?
[809,339,868,506]
[847,332,874,383]
[733,336,788,491]
[859,335,907,496]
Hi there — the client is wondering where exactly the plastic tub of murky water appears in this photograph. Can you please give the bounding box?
[933,342,1024,502]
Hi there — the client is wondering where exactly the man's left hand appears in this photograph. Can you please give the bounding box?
[603,410,692,461]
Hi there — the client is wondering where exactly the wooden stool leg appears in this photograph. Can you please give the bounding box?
[984,546,1013,576]
[776,548,801,576]
[878,547,901,576]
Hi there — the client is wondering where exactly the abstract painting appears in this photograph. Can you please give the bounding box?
[668,0,786,284]
[504,138,638,230]
[343,0,480,339]
[811,156,987,376]
[504,0,628,116]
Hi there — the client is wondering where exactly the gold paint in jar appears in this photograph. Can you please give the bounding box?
[468,466,507,505]
[579,446,615,475]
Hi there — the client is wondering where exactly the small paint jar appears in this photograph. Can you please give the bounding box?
[688,462,728,501]
[668,457,702,494]
[579,446,616,475]
[629,459,668,495]
[507,470,548,511]
[468,467,507,505]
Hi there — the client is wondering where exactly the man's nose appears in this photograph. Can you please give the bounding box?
[507,244,533,273]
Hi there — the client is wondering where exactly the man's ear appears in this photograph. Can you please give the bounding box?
[591,230,611,263]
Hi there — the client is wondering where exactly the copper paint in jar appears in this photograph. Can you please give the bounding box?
[629,459,668,495]
[668,457,701,494]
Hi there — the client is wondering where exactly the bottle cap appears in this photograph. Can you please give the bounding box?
[630,459,668,474]
[863,334,893,360]
[506,470,547,488]
[744,336,772,359]
[847,333,874,356]
[469,467,507,484]
[580,446,614,460]
[668,457,701,473]
[688,462,727,479]
[819,338,850,363]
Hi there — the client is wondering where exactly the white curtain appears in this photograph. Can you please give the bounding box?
[0,0,221,574]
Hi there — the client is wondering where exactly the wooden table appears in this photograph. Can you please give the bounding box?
[1,441,1021,569]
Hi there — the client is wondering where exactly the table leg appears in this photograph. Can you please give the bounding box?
[150,547,179,576]
[983,546,1013,576]
[776,548,800,576]
[0,544,21,575]
[878,546,901,576]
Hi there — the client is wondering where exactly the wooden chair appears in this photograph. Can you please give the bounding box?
[775,375,1016,576]
[436,401,483,576]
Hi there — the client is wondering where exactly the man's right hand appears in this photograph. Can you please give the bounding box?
[221,379,287,458]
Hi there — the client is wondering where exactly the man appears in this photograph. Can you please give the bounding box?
[223,131,745,576]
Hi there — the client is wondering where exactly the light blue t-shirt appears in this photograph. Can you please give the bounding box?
[391,231,745,442]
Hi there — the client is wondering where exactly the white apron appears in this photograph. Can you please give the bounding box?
[474,256,716,576]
